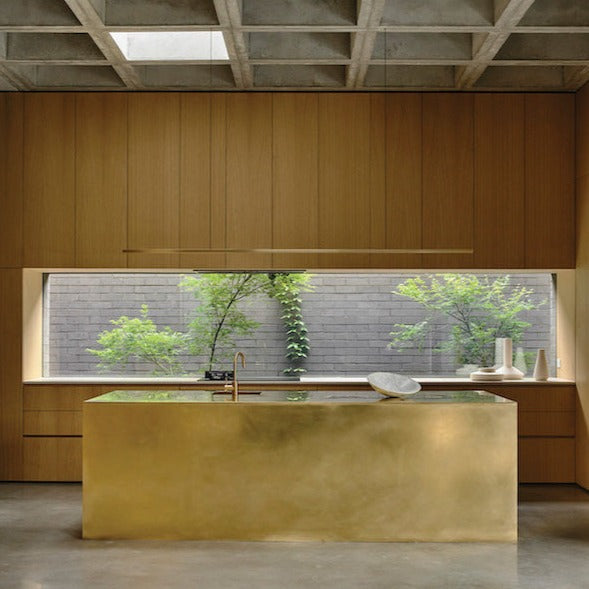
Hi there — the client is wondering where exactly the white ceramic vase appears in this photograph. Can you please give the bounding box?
[514,346,527,375]
[494,337,505,368]
[533,349,549,381]
[496,338,524,380]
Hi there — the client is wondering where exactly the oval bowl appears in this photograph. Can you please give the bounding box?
[367,372,421,398]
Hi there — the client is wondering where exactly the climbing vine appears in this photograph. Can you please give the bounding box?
[269,273,314,375]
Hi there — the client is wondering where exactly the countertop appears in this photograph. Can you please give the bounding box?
[87,389,515,405]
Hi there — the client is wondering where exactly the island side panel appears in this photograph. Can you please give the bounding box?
[83,401,517,542]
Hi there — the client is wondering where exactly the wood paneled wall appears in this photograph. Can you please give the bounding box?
[576,84,589,489]
[0,91,579,481]
[0,92,576,271]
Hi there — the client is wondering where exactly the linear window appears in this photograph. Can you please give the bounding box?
[43,272,556,379]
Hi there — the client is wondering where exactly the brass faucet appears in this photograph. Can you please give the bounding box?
[231,351,246,402]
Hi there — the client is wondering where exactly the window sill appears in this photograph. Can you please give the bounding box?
[22,376,576,386]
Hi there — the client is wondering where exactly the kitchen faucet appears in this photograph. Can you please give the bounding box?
[228,351,246,402]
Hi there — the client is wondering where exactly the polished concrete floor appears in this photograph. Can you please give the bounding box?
[1,483,589,589]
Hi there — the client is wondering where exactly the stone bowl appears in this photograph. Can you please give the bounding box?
[367,372,421,398]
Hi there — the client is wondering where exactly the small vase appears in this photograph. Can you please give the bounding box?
[494,337,504,369]
[533,349,549,381]
[514,346,527,375]
[496,338,524,380]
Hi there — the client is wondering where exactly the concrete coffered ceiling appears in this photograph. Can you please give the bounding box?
[0,0,588,92]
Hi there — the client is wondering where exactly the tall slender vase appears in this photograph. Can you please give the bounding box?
[494,337,504,368]
[533,349,549,381]
[496,338,524,380]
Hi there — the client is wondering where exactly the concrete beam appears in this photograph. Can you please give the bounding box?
[213,0,253,88]
[61,0,142,88]
[346,0,385,88]
[564,65,589,90]
[456,0,536,88]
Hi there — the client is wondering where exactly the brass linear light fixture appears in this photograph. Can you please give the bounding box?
[123,247,473,254]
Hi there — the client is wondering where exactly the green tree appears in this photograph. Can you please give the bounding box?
[88,273,314,376]
[179,273,270,372]
[179,272,315,374]
[87,304,187,376]
[389,274,542,367]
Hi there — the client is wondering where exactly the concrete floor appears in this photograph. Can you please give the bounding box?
[1,484,589,589]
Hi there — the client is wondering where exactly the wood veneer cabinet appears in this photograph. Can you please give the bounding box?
[179,94,222,270]
[422,94,474,269]
[318,94,380,268]
[379,93,422,269]
[23,94,76,267]
[422,382,576,483]
[75,94,127,268]
[272,93,319,270]
[18,382,576,483]
[0,92,578,269]
[21,384,181,481]
[525,94,575,269]
[474,94,525,268]
[128,93,181,268]
[225,93,273,269]
[0,94,23,268]
[0,271,23,480]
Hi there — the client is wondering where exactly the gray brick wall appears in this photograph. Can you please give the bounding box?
[44,273,555,378]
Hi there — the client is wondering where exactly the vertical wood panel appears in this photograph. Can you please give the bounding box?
[23,93,75,267]
[180,94,222,269]
[128,93,180,268]
[76,93,128,268]
[0,94,23,268]
[422,93,474,268]
[225,93,273,269]
[525,94,575,269]
[368,94,387,269]
[272,93,319,269]
[575,85,589,489]
[0,270,23,480]
[374,93,422,269]
[577,85,589,178]
[474,94,525,268]
[210,93,227,268]
[318,94,373,268]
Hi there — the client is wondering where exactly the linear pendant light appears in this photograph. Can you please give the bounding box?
[123,248,473,254]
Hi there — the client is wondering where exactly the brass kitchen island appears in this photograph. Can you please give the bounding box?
[83,390,517,542]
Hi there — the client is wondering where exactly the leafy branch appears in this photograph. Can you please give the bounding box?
[389,274,543,367]
[86,304,187,376]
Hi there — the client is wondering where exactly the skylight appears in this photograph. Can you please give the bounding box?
[109,31,229,61]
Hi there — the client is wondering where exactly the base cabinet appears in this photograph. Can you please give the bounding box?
[422,383,576,484]
[20,382,577,483]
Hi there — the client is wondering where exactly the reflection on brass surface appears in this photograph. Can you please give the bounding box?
[83,391,517,542]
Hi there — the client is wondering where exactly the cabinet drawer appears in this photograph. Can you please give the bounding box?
[23,437,82,481]
[518,411,575,437]
[485,386,576,412]
[24,411,82,436]
[518,437,575,483]
[23,385,181,411]
[23,385,114,411]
